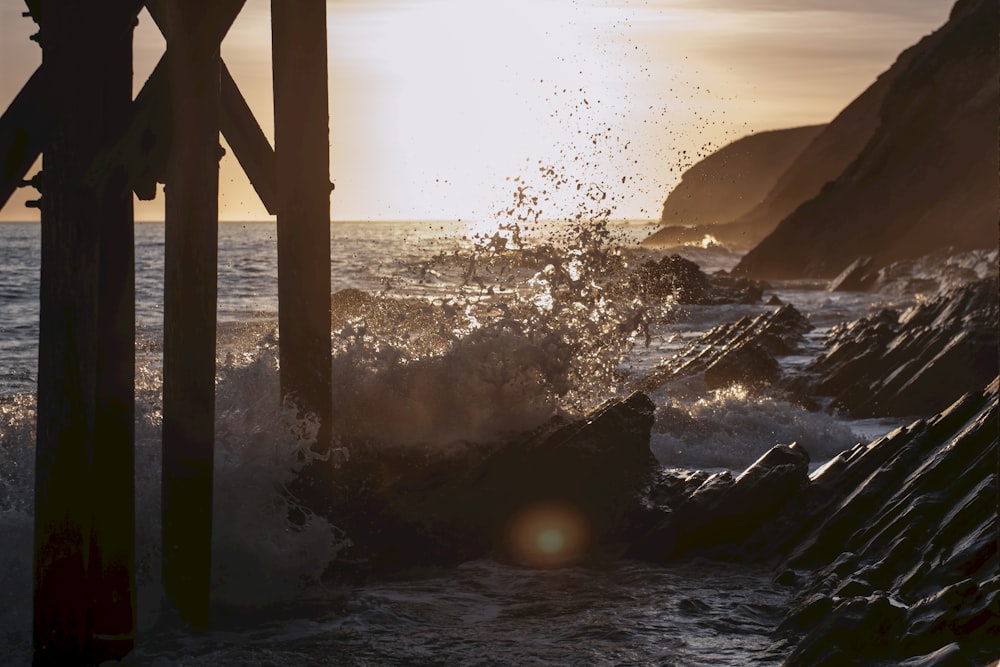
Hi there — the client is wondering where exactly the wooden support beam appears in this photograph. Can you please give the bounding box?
[160,1,224,630]
[0,1,143,212]
[89,26,138,664]
[2,1,275,216]
[221,62,277,214]
[272,0,334,450]
[141,0,275,213]
[0,67,57,210]
[33,2,137,664]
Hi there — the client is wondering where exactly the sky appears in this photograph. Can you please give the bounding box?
[0,0,955,223]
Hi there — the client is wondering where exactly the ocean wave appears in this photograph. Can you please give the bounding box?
[648,385,861,469]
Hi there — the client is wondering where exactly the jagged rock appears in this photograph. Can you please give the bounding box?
[704,341,781,389]
[636,303,813,393]
[773,379,999,667]
[708,270,765,304]
[292,392,658,573]
[866,248,999,296]
[628,254,764,305]
[629,254,709,302]
[629,442,811,561]
[808,277,998,417]
[827,256,875,292]
[623,377,997,665]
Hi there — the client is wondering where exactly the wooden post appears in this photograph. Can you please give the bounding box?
[272,0,333,451]
[161,1,222,629]
[89,18,138,660]
[32,2,137,664]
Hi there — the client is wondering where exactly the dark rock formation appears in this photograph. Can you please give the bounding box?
[629,443,811,561]
[772,379,999,667]
[293,392,658,573]
[807,277,999,417]
[826,256,876,292]
[628,254,765,305]
[622,378,997,665]
[635,303,814,393]
[735,0,999,280]
[646,125,825,249]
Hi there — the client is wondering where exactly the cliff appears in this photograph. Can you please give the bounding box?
[644,125,824,249]
[734,0,999,280]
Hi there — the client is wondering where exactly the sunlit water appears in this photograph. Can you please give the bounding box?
[0,219,935,664]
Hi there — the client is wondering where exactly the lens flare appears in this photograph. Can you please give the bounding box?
[505,503,590,568]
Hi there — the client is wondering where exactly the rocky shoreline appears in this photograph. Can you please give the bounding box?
[635,379,997,666]
[293,260,998,665]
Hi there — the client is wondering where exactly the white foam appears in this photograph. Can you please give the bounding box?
[649,385,861,470]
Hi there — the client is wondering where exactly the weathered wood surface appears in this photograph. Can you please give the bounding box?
[32,2,138,664]
[160,0,225,631]
[272,0,333,449]
[3,0,274,212]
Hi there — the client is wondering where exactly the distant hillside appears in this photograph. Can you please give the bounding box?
[644,125,823,249]
[734,0,999,280]
[645,3,934,252]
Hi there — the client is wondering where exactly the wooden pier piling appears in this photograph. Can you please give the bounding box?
[272,0,334,449]
[31,2,138,663]
[160,0,225,630]
[0,1,336,658]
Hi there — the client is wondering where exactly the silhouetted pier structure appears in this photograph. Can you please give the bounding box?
[0,1,334,663]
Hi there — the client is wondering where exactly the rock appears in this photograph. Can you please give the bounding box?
[808,277,998,417]
[292,392,658,573]
[773,378,999,667]
[627,254,765,305]
[636,303,813,394]
[897,644,978,667]
[865,248,998,296]
[783,594,910,666]
[704,341,780,389]
[827,256,875,292]
[629,254,709,303]
[630,442,810,561]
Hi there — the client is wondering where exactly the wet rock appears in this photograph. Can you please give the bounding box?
[293,392,658,573]
[865,248,998,296]
[630,442,810,561]
[704,341,780,390]
[827,256,875,292]
[636,303,813,394]
[774,379,999,667]
[808,277,998,417]
[628,254,765,305]
[629,254,708,302]
[783,594,909,666]
[897,644,978,667]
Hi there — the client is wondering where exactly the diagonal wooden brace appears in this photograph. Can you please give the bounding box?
[145,0,277,212]
[1,0,276,214]
[0,67,55,209]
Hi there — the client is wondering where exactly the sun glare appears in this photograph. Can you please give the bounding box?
[330,0,642,221]
[505,502,590,568]
[536,528,566,555]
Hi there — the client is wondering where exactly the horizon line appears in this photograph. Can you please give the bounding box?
[0,217,661,225]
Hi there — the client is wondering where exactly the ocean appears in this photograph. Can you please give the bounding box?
[0,219,925,664]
